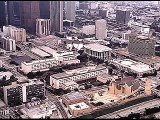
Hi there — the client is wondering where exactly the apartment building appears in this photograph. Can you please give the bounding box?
[1,36,16,51]
[50,65,108,89]
[3,25,26,42]
[36,19,51,36]
[3,79,45,106]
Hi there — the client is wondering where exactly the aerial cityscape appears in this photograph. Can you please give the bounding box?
[0,1,160,119]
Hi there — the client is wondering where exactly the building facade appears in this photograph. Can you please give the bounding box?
[7,1,21,27]
[50,1,63,33]
[3,25,26,42]
[82,25,95,36]
[20,58,59,74]
[0,1,6,29]
[108,77,140,96]
[50,65,108,89]
[20,1,40,34]
[84,43,112,60]
[36,19,51,36]
[95,19,107,40]
[128,35,155,58]
[116,9,130,24]
[66,1,76,22]
[3,80,45,106]
[1,36,16,51]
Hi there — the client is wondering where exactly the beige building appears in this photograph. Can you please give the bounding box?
[84,43,112,60]
[50,65,108,89]
[38,46,80,64]
[145,79,151,95]
[61,81,79,90]
[36,19,51,36]
[95,19,107,40]
[3,25,26,42]
[20,58,59,74]
[1,36,16,51]
[108,77,140,96]
[111,58,155,77]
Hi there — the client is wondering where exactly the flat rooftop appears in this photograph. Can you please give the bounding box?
[84,43,112,52]
[39,46,57,55]
[69,102,89,110]
[112,59,154,73]
[31,47,51,58]
[63,92,85,101]
[51,65,106,79]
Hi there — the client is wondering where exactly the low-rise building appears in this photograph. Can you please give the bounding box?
[61,92,92,117]
[62,92,87,106]
[82,25,95,36]
[84,43,112,60]
[50,65,108,89]
[20,100,56,119]
[39,45,80,64]
[61,81,79,90]
[68,102,92,117]
[111,59,155,77]
[20,58,59,74]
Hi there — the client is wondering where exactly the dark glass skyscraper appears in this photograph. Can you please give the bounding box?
[116,10,130,25]
[39,1,50,19]
[0,1,6,29]
[20,1,40,34]
[50,1,63,33]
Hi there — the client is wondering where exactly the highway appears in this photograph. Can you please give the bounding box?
[97,98,160,119]
[46,90,68,119]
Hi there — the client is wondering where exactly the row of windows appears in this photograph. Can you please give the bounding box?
[58,69,106,84]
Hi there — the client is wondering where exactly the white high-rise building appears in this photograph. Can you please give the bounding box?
[3,25,26,42]
[66,1,76,22]
[1,36,16,51]
[36,19,51,36]
[95,19,107,40]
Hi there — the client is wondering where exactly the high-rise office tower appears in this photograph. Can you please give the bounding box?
[128,35,155,58]
[50,1,63,33]
[66,1,76,22]
[36,19,51,36]
[0,1,6,29]
[39,1,50,19]
[7,1,21,26]
[20,1,40,34]
[116,9,130,25]
[95,19,107,40]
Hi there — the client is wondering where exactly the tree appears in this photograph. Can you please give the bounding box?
[108,68,113,75]
[27,72,35,79]
[10,75,18,82]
